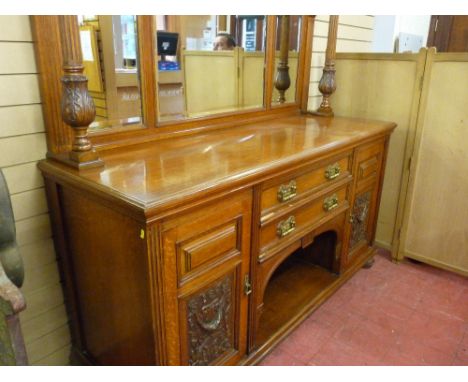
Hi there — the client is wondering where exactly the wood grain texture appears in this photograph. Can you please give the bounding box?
[39,115,395,219]
[31,16,73,154]
[401,53,468,274]
[39,113,394,365]
[332,51,426,250]
[58,185,155,365]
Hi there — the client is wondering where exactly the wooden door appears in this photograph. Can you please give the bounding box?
[427,16,468,52]
[160,191,252,365]
[346,140,387,267]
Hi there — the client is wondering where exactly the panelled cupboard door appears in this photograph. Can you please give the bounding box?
[346,140,386,266]
[160,191,252,365]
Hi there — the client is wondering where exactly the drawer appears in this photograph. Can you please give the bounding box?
[161,191,252,286]
[177,220,239,280]
[260,154,350,216]
[355,140,385,184]
[259,185,349,256]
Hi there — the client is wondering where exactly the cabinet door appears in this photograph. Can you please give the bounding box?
[346,140,386,266]
[160,191,252,365]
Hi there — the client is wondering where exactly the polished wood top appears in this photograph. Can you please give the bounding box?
[39,115,396,217]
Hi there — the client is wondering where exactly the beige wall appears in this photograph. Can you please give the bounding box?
[0,16,70,365]
[308,15,375,111]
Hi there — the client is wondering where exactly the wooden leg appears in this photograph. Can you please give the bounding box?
[363,257,375,269]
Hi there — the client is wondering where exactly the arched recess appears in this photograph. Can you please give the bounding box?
[254,212,346,346]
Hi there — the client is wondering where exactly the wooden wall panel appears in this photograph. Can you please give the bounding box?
[0,74,41,106]
[332,54,422,249]
[24,324,70,364]
[20,305,68,346]
[330,53,424,249]
[0,42,36,73]
[400,53,468,275]
[0,15,71,365]
[0,16,32,41]
[0,134,48,167]
[15,214,52,247]
[11,188,48,221]
[1,162,45,194]
[0,105,44,138]
[19,239,56,270]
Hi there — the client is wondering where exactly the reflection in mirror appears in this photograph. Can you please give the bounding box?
[155,15,266,122]
[272,16,302,105]
[78,15,142,131]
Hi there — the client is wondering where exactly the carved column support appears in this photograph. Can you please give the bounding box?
[274,15,291,103]
[58,16,103,169]
[314,15,339,117]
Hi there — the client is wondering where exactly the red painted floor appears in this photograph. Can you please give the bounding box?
[259,249,468,366]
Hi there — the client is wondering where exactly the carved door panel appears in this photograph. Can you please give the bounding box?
[349,186,377,252]
[178,265,244,365]
[160,191,252,365]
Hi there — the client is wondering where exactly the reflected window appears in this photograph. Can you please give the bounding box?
[79,15,142,131]
[155,15,266,122]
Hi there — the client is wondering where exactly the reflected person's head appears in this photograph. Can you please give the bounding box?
[213,33,236,51]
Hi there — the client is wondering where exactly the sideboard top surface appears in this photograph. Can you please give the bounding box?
[39,115,396,215]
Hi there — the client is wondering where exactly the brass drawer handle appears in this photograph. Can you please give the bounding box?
[276,216,296,238]
[277,180,297,203]
[323,194,339,212]
[325,163,341,180]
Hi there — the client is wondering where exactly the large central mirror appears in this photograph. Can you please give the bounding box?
[77,15,303,131]
[155,15,267,122]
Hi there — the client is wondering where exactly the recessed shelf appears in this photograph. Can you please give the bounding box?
[256,234,339,346]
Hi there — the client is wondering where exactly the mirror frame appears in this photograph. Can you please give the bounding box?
[31,15,315,157]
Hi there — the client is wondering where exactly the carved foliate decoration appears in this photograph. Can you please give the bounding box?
[186,275,233,366]
[349,191,371,248]
[316,64,337,115]
[61,75,96,152]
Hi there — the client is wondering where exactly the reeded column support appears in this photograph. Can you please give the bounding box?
[274,15,291,103]
[58,16,103,169]
[314,15,339,117]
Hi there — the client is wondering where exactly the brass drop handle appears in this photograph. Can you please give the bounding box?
[325,163,341,180]
[323,194,339,212]
[276,216,296,238]
[277,180,297,203]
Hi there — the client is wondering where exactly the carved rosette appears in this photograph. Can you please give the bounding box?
[186,276,233,366]
[61,75,96,152]
[349,191,371,248]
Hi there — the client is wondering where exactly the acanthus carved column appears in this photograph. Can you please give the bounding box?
[58,16,103,169]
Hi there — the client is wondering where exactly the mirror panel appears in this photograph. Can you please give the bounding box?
[156,15,266,122]
[272,16,302,105]
[78,15,142,131]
